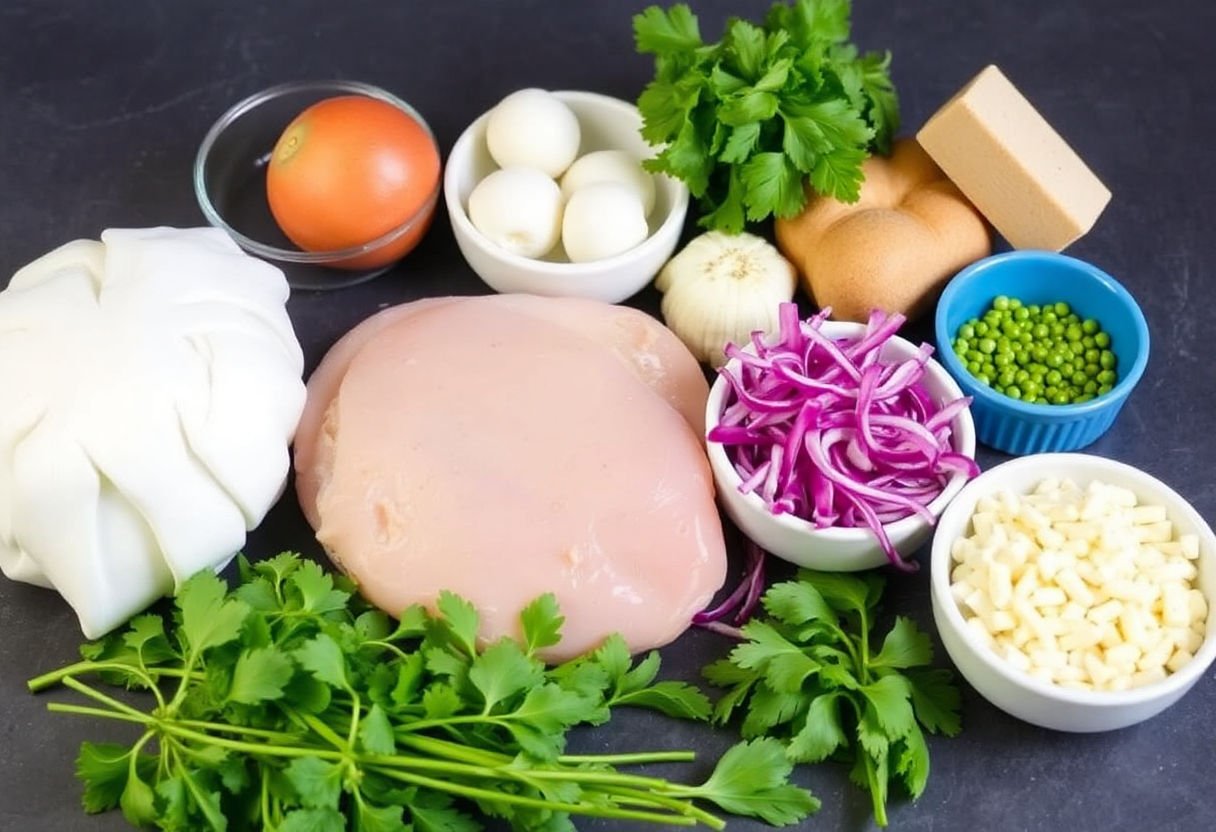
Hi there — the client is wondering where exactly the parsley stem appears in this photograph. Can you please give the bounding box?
[159,723,338,760]
[604,788,726,830]
[395,733,509,767]
[59,675,150,721]
[27,660,156,693]
[173,719,302,744]
[559,751,697,765]
[370,766,704,827]
[46,702,150,725]
[293,709,351,751]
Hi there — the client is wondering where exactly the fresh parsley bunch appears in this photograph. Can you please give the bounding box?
[704,570,962,827]
[633,0,899,232]
[29,552,819,831]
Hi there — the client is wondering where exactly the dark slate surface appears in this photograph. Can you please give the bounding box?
[1,1,1214,830]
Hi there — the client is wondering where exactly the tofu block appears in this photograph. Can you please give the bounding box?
[916,65,1111,251]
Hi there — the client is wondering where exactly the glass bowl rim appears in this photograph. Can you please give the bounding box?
[192,79,440,265]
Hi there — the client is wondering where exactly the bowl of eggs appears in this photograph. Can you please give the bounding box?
[443,88,689,303]
[929,452,1216,732]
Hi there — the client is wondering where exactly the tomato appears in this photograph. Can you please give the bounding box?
[266,95,441,269]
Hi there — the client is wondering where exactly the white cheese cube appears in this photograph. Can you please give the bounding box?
[1166,649,1194,673]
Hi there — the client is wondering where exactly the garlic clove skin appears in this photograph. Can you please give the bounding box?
[655,231,797,368]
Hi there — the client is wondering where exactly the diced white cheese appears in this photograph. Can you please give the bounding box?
[949,475,1207,691]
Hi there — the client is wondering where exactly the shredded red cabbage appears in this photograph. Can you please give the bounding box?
[693,540,767,632]
[708,304,978,572]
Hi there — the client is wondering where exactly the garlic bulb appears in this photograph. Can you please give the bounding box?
[655,231,797,368]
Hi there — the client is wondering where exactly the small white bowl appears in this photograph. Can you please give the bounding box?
[443,90,689,303]
[930,453,1216,732]
[705,321,976,571]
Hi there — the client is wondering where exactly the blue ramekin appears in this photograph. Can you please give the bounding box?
[934,251,1150,455]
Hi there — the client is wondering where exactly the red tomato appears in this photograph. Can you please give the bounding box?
[266,95,441,269]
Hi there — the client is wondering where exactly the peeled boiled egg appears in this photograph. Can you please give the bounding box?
[485,89,581,178]
[561,182,649,263]
[560,150,656,216]
[468,167,563,258]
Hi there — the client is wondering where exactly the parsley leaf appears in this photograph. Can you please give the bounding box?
[634,0,899,231]
[226,646,293,705]
[704,571,962,828]
[681,738,821,824]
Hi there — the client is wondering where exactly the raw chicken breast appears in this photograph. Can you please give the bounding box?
[305,296,725,660]
[295,294,709,527]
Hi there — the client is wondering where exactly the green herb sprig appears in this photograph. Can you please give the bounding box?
[29,553,819,831]
[633,0,899,232]
[704,570,961,827]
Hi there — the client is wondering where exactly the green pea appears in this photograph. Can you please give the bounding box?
[1085,362,1100,377]
[1095,332,1111,348]
[1097,369,1116,385]
[1028,304,1042,315]
[999,370,1016,387]
[994,352,1011,368]
[974,321,989,336]
[1029,369,1045,384]
[1009,297,1023,310]
[967,360,982,374]
[975,373,991,385]
[1071,370,1088,386]
[979,338,996,354]
[1018,331,1033,346]
[1051,322,1065,337]
[1074,393,1094,404]
[1082,348,1098,363]
[1045,369,1063,385]
[1015,349,1030,366]
[1033,323,1050,339]
[1100,350,1116,369]
[1098,383,1113,396]
[1045,352,1063,368]
[1054,302,1070,316]
[1023,381,1041,399]
[1066,324,1084,342]
[1081,335,1096,350]
[1045,385,1059,398]
[1006,386,1022,400]
[1015,368,1030,383]
[1042,310,1058,324]
[1014,307,1029,322]
[959,323,976,340]
[1082,318,1099,334]
[994,295,1011,311]
[1072,358,1086,373]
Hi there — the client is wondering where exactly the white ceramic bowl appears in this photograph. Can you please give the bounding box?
[443,90,689,303]
[705,321,976,571]
[930,453,1216,732]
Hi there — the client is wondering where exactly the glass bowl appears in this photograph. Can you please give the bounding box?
[194,80,440,291]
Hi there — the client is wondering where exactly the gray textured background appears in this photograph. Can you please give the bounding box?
[1,1,1214,830]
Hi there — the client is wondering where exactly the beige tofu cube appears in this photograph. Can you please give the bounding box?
[916,65,1111,251]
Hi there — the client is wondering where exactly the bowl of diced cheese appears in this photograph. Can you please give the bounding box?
[929,452,1216,732]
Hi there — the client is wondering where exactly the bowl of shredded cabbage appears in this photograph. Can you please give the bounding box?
[705,303,978,572]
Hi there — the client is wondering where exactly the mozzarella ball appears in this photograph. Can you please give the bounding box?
[561,182,649,263]
[468,167,563,258]
[561,150,657,216]
[485,89,581,178]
